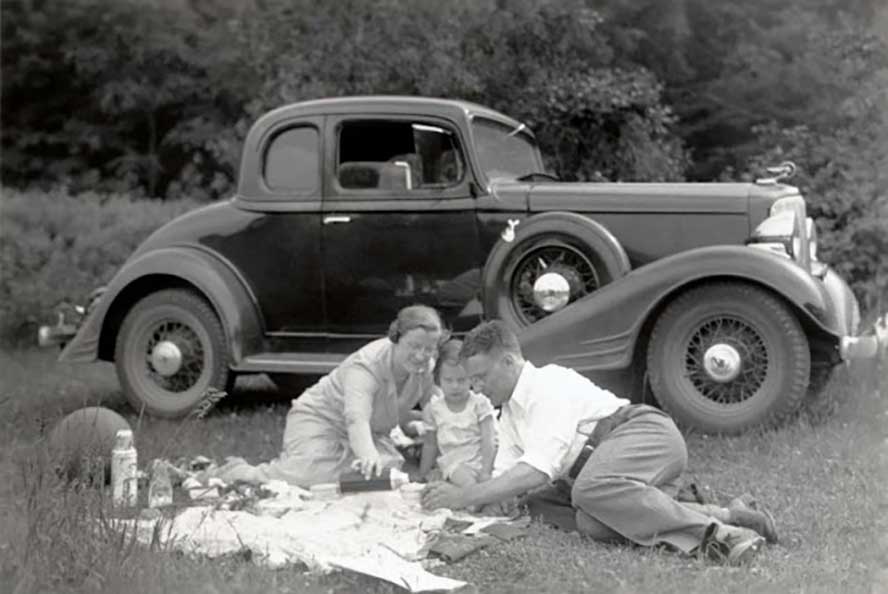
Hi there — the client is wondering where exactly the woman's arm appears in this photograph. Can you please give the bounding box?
[478,416,496,481]
[342,367,384,478]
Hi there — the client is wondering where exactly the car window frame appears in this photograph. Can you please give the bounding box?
[325,114,472,202]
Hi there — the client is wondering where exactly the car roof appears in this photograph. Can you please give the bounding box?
[253,95,526,131]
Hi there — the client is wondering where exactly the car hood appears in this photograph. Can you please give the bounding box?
[523,181,763,213]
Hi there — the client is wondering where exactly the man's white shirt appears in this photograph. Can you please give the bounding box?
[493,361,630,480]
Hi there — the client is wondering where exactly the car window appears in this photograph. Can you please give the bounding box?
[337,120,465,192]
[472,117,542,181]
[264,126,320,193]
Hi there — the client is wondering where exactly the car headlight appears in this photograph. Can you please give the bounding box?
[747,196,811,270]
[806,216,818,261]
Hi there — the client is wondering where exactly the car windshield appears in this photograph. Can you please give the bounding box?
[471,117,544,182]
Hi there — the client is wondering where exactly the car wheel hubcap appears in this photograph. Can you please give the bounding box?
[685,316,769,405]
[702,343,741,382]
[533,272,571,312]
[512,244,599,324]
[150,340,183,377]
[144,321,205,393]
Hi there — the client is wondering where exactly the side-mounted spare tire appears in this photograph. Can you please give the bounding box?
[647,282,810,434]
[482,212,631,329]
[115,288,231,418]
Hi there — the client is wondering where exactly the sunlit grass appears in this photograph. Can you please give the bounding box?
[1,348,885,593]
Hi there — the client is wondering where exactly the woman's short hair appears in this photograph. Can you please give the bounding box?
[460,320,522,360]
[387,304,444,343]
[434,339,463,381]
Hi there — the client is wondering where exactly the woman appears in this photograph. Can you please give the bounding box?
[217,304,444,487]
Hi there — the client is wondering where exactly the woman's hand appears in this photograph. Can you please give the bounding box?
[350,454,384,480]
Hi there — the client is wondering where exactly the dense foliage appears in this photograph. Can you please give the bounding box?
[2,0,886,312]
[0,189,200,341]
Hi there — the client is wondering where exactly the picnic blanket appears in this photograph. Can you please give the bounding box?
[131,481,519,592]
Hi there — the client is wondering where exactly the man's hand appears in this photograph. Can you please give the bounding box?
[421,481,465,510]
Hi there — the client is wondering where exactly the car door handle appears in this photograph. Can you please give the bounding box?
[323,215,351,224]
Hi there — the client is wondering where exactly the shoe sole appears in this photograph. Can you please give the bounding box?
[728,535,765,565]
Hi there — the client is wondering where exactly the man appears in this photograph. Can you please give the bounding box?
[421,320,777,564]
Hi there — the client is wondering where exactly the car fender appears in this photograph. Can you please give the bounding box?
[59,246,264,365]
[519,245,837,372]
[481,211,631,326]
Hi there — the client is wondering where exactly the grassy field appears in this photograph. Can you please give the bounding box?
[1,348,886,594]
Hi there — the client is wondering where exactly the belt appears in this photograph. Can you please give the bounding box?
[567,404,660,479]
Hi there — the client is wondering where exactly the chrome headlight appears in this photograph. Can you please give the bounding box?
[806,216,818,261]
[747,196,811,269]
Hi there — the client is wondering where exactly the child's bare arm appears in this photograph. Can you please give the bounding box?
[417,431,439,480]
[479,416,497,481]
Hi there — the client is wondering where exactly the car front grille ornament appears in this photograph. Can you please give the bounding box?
[755,161,797,185]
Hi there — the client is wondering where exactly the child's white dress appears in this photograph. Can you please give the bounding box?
[422,390,495,480]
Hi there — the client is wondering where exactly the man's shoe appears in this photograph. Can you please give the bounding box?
[700,522,765,565]
[728,497,779,544]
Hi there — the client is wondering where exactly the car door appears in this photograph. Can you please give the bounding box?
[322,115,483,352]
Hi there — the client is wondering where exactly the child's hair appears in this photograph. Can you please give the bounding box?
[434,338,464,382]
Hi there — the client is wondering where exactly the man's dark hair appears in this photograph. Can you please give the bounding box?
[460,320,522,360]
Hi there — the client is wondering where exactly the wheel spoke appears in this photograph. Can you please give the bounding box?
[511,244,599,324]
[140,318,207,395]
[684,314,769,405]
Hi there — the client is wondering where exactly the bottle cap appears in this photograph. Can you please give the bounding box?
[114,429,133,450]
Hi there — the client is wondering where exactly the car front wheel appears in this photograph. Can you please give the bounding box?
[647,282,810,433]
[115,289,230,418]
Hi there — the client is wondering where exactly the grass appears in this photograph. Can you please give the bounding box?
[0,348,886,594]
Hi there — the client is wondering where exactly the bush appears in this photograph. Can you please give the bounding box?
[0,187,201,344]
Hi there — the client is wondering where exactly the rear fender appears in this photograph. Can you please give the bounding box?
[519,245,837,372]
[59,247,264,365]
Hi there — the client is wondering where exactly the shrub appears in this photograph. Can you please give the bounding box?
[0,187,201,344]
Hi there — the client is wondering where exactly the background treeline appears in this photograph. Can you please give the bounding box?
[1,0,887,340]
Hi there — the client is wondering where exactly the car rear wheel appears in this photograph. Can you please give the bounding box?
[647,282,810,433]
[483,212,629,329]
[115,289,230,418]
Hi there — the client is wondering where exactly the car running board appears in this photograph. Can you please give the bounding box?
[234,352,346,375]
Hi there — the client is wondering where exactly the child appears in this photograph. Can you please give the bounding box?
[418,339,497,486]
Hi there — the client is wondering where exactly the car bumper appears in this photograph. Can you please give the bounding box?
[37,320,79,348]
[819,264,885,360]
[36,287,105,353]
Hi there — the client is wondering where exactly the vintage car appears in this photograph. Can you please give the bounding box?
[39,96,883,433]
